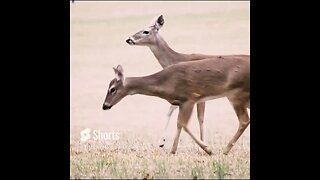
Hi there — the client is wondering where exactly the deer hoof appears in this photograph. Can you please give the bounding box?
[204,147,213,155]
[223,149,229,155]
[223,145,234,155]
[170,151,176,155]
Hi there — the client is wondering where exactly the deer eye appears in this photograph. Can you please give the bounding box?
[110,88,116,93]
[143,31,149,34]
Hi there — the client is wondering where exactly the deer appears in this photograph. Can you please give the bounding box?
[102,55,250,155]
[125,15,249,148]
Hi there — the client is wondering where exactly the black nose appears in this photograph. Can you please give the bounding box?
[102,104,112,110]
[126,38,135,45]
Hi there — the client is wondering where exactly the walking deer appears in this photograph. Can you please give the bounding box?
[102,56,250,155]
[126,15,249,147]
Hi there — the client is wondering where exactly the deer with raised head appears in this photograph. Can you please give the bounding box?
[126,15,249,148]
[102,55,250,155]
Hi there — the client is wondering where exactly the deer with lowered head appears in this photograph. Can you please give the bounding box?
[102,55,249,155]
[126,15,249,148]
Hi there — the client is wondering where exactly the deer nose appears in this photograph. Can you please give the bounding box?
[126,38,135,45]
[102,104,112,110]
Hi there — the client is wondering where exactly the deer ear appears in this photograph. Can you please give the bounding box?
[116,65,123,73]
[151,15,164,30]
[113,65,124,82]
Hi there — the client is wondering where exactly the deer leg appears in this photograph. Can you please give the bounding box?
[170,102,193,154]
[183,126,212,155]
[196,102,206,141]
[170,121,183,154]
[159,105,178,148]
[223,97,250,155]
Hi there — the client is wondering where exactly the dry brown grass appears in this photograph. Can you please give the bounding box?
[70,132,249,179]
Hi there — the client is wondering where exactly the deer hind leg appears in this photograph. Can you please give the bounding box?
[159,105,178,148]
[223,95,250,155]
[196,102,206,141]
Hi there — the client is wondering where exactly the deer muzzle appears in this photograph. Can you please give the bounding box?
[126,38,135,45]
[102,103,112,110]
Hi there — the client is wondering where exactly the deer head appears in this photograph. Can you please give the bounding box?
[102,65,127,110]
[126,15,164,46]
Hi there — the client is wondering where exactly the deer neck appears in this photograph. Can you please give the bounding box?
[149,34,185,68]
[125,76,167,99]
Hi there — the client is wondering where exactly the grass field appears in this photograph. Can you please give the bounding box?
[71,1,250,179]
